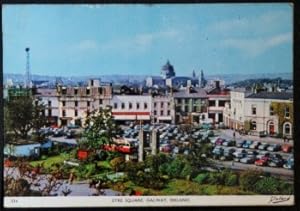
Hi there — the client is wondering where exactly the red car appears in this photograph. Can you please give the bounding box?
[282,144,293,153]
[103,144,117,152]
[215,138,225,146]
[116,145,135,154]
[255,156,269,166]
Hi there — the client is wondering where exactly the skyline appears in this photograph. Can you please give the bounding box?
[3,4,293,77]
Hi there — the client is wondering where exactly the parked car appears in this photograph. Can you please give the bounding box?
[221,148,235,160]
[215,138,225,146]
[67,124,80,129]
[222,140,236,147]
[246,150,258,158]
[236,140,246,148]
[53,128,65,137]
[258,143,269,150]
[255,156,270,166]
[210,137,221,145]
[66,130,76,139]
[283,155,294,169]
[206,130,214,137]
[242,140,253,149]
[256,151,270,160]
[249,141,261,149]
[267,144,281,152]
[268,154,284,167]
[240,156,256,164]
[233,149,247,161]
[282,144,293,153]
[212,146,224,158]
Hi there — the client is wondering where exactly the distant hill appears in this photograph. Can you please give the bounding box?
[3,72,292,86]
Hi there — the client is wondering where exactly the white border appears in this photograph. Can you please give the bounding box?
[4,195,294,207]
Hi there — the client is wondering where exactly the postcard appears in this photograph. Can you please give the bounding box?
[3,3,294,207]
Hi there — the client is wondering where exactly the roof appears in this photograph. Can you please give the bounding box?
[174,88,207,98]
[246,92,293,100]
[36,88,58,96]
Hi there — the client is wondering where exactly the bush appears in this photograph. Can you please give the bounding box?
[254,177,280,194]
[239,170,262,191]
[225,174,238,186]
[193,173,209,184]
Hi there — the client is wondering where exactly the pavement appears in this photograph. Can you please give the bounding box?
[219,129,293,146]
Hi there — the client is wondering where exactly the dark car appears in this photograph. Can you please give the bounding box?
[240,156,256,164]
[258,143,269,150]
[66,130,76,139]
[268,154,284,167]
[242,140,253,149]
[267,144,281,152]
[222,140,236,147]
[53,128,65,137]
[236,140,246,148]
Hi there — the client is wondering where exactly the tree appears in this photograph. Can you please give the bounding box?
[4,97,48,141]
[82,106,121,150]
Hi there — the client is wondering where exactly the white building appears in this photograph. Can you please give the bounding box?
[244,92,293,137]
[223,88,251,130]
[152,95,175,123]
[111,95,152,121]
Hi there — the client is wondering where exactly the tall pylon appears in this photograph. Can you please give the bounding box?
[25,47,31,88]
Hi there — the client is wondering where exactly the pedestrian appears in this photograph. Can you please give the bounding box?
[231,160,234,167]
[233,131,236,140]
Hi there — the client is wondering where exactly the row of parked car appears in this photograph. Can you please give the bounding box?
[211,137,293,153]
[38,126,78,139]
[212,146,294,169]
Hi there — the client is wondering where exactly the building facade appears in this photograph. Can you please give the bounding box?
[111,95,152,122]
[56,79,112,126]
[173,87,208,124]
[152,95,175,123]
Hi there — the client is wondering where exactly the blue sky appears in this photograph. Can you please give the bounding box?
[3,4,293,77]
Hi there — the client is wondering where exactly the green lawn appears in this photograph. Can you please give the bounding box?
[30,155,65,168]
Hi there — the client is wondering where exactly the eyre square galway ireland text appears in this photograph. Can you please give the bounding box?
[3,3,294,207]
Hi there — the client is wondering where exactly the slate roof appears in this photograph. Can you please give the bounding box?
[173,88,207,98]
[246,92,293,100]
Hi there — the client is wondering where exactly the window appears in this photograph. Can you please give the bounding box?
[121,103,125,109]
[233,108,236,115]
[185,106,189,112]
[144,103,148,109]
[154,110,157,115]
[219,101,225,107]
[161,110,164,116]
[91,80,94,86]
[99,99,103,105]
[129,102,132,109]
[114,103,118,109]
[250,121,256,130]
[177,99,182,104]
[74,89,78,95]
[161,102,164,108]
[154,102,157,107]
[75,101,78,107]
[98,87,103,94]
[284,123,291,135]
[136,103,140,110]
[62,110,66,117]
[62,88,67,95]
[62,101,66,107]
[167,110,171,115]
[209,100,216,107]
[75,110,78,117]
[86,88,90,95]
[48,100,51,107]
[285,107,290,118]
[270,106,274,116]
[251,105,256,115]
[168,102,170,107]
[48,109,52,117]
[87,101,90,107]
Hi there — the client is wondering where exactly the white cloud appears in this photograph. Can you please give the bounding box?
[100,29,181,53]
[77,40,98,51]
[222,32,292,57]
[208,10,291,36]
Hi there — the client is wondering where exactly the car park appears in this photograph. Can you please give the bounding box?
[236,140,246,148]
[242,140,253,149]
[249,141,261,149]
[232,149,247,161]
[240,155,256,164]
[258,142,269,150]
[222,139,236,147]
[267,144,281,152]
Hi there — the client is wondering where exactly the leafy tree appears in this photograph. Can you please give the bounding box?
[239,169,262,191]
[83,106,121,150]
[110,157,125,172]
[4,97,47,141]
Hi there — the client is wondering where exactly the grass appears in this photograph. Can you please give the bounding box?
[30,155,65,168]
[97,160,112,169]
